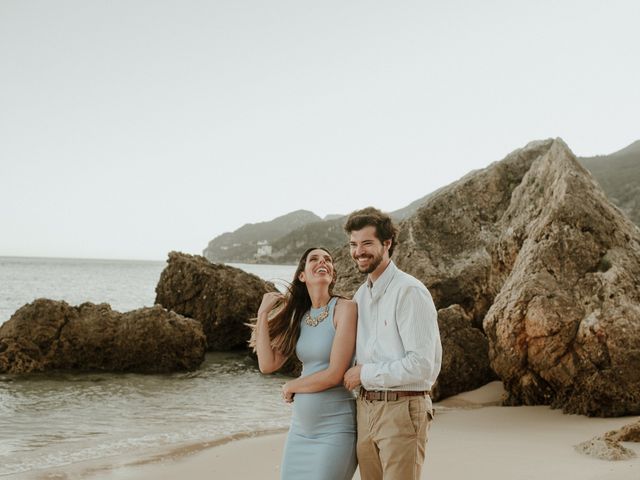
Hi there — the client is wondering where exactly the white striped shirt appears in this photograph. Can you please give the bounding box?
[354,261,442,391]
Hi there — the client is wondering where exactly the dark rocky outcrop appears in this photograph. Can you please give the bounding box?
[335,138,640,415]
[155,252,273,350]
[432,305,496,400]
[0,299,206,374]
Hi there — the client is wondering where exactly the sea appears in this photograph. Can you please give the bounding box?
[0,256,297,478]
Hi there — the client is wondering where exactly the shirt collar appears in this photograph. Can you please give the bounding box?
[367,260,397,300]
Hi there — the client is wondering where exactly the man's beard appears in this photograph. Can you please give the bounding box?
[354,251,383,274]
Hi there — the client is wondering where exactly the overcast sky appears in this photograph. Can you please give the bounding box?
[1,0,638,260]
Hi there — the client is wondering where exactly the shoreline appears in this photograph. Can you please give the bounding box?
[8,382,640,480]
[4,428,289,480]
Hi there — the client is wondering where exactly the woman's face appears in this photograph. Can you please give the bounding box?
[298,248,334,287]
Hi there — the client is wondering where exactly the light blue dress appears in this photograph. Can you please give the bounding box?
[280,297,357,480]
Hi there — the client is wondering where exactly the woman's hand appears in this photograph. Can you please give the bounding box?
[258,292,284,317]
[254,291,288,374]
[343,365,362,390]
[282,381,295,403]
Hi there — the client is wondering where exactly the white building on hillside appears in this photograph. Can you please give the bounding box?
[256,241,272,257]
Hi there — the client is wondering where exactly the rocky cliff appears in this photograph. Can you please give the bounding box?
[335,138,640,416]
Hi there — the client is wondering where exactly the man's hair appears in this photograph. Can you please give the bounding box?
[344,207,398,257]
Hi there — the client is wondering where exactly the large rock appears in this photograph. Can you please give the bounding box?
[0,299,206,374]
[335,138,640,415]
[484,139,640,416]
[155,252,273,350]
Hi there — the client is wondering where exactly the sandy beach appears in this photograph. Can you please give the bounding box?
[16,382,639,480]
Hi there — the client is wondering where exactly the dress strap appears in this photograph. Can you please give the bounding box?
[328,296,339,309]
[328,296,340,330]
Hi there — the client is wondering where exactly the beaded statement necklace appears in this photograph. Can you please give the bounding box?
[303,303,330,327]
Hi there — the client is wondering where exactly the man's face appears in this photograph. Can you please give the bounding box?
[349,226,390,274]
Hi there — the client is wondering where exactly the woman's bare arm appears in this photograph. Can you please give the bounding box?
[255,292,289,374]
[282,299,357,397]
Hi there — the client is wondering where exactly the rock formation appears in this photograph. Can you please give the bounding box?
[483,140,640,416]
[0,299,206,374]
[155,252,273,350]
[335,138,640,415]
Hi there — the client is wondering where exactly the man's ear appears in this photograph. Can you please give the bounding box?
[383,239,392,253]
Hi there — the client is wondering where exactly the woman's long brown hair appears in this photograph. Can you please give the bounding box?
[248,247,337,359]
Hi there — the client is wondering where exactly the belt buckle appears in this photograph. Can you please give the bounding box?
[367,390,384,401]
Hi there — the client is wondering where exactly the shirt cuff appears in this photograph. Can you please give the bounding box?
[360,363,378,390]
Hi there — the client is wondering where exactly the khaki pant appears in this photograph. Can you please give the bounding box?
[356,395,433,480]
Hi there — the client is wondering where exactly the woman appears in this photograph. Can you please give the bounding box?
[251,247,357,480]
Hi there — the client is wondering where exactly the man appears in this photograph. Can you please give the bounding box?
[343,207,442,480]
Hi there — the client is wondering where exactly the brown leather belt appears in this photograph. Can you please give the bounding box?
[360,387,430,401]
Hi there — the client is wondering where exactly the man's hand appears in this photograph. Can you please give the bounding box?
[343,365,362,391]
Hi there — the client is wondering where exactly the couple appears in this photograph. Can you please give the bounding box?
[253,207,442,480]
